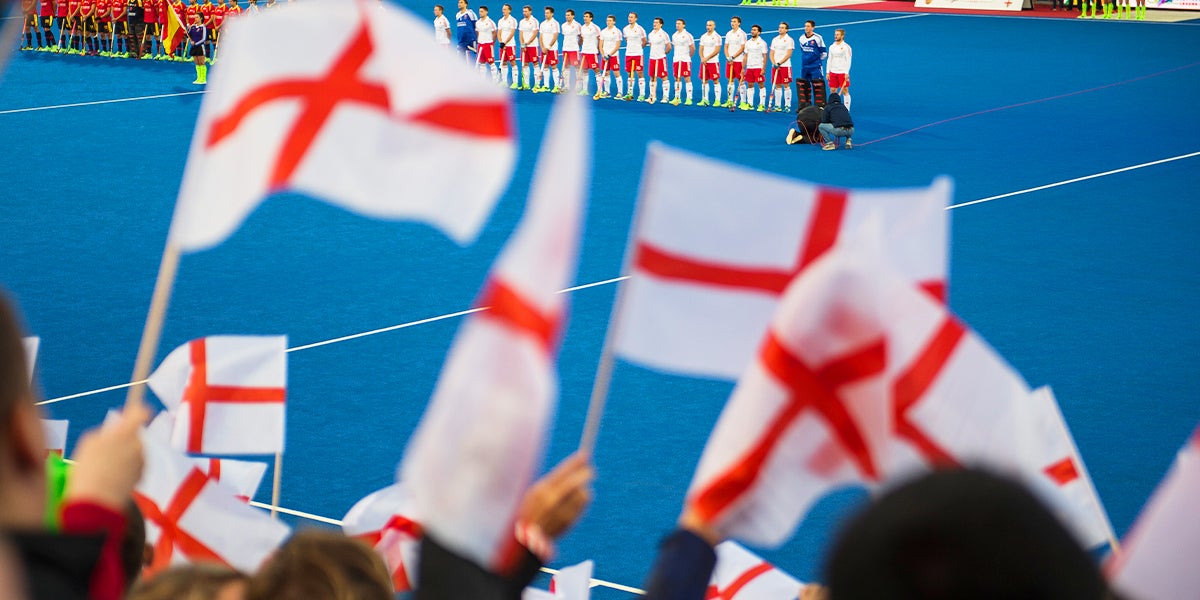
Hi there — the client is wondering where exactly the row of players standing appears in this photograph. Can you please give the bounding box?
[436,1,852,112]
[17,0,275,59]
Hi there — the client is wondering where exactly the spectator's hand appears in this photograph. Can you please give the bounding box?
[516,452,594,539]
[66,404,149,510]
[799,584,829,600]
[677,506,721,546]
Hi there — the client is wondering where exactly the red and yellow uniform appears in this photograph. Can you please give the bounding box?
[225,0,240,18]
[212,1,227,27]
[198,0,214,27]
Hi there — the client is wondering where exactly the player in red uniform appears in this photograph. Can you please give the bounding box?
[96,0,111,55]
[55,0,70,52]
[110,0,127,56]
[20,0,36,50]
[36,0,57,50]
[210,0,227,61]
[198,0,214,58]
[78,0,97,55]
[66,0,82,53]
[183,0,200,59]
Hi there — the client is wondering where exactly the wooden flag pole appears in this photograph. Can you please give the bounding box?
[270,452,282,519]
[124,242,183,411]
[578,145,660,457]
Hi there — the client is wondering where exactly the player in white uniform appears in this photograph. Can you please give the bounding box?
[669,18,694,106]
[433,5,451,49]
[826,28,851,109]
[578,11,601,95]
[723,16,747,109]
[697,20,722,107]
[536,6,560,92]
[741,24,768,111]
[497,4,519,87]
[517,5,539,90]
[769,21,794,112]
[644,17,671,104]
[560,9,581,91]
[595,14,622,99]
[475,6,498,81]
[622,12,647,101]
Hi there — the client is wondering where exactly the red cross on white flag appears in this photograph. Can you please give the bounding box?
[613,143,951,381]
[22,336,39,383]
[41,419,68,459]
[169,0,515,253]
[707,541,803,600]
[1108,423,1200,600]
[685,239,1056,547]
[193,457,269,503]
[147,335,287,455]
[401,93,591,572]
[1023,386,1116,550]
[342,483,424,593]
[135,434,290,574]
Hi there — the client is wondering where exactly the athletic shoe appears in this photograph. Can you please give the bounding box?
[532,86,542,93]
[845,140,853,149]
[576,88,589,95]
[593,92,604,100]
[822,143,836,151]
[697,100,710,107]
[756,105,765,112]
[722,101,734,108]
[782,105,791,112]
[647,97,656,104]
[786,129,797,145]
[193,79,203,84]
[669,98,681,106]
[521,84,531,90]
[551,86,562,93]
[739,102,753,110]
[510,82,520,89]
[684,99,693,106]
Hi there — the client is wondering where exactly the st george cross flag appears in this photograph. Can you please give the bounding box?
[685,240,1047,547]
[401,93,590,572]
[22,336,39,383]
[192,457,269,503]
[168,0,515,253]
[147,336,287,455]
[342,482,424,593]
[1108,423,1200,600]
[135,433,290,573]
[41,419,68,458]
[708,541,803,600]
[147,405,271,502]
[522,560,594,600]
[1023,386,1115,550]
[613,143,951,380]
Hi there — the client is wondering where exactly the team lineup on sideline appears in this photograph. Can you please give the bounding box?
[439,0,853,112]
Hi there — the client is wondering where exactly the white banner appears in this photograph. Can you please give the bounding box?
[1150,0,1200,10]
[915,0,1023,11]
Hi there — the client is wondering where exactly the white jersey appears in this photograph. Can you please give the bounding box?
[623,23,646,55]
[475,17,496,44]
[724,28,747,62]
[497,15,517,47]
[434,14,451,44]
[599,26,622,56]
[744,36,767,69]
[827,40,852,74]
[699,31,721,64]
[770,34,794,67]
[580,22,600,53]
[518,16,538,47]
[561,20,581,52]
[671,30,694,62]
[647,28,670,60]
[539,18,559,49]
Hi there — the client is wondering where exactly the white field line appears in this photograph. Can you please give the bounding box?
[0,91,205,115]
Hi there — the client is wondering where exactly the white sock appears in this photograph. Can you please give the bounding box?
[784,87,791,107]
[674,82,681,101]
[639,77,646,97]
[759,87,767,108]
[773,86,781,107]
[663,80,671,99]
[714,83,722,105]
[522,65,530,85]
[501,64,509,84]
[552,68,560,88]
[601,75,608,95]
[649,81,657,101]
[615,74,623,96]
[543,67,550,88]
[727,81,735,101]
[842,92,851,110]
[685,80,693,102]
[702,82,709,103]
[739,82,747,102]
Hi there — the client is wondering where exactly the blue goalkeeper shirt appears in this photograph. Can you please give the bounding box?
[797,32,827,71]
[455,8,477,49]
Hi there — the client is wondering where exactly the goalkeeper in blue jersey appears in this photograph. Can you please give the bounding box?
[455,0,478,57]
[795,19,827,107]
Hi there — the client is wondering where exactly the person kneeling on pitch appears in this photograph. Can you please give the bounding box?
[819,93,853,150]
[786,101,823,145]
[187,13,209,84]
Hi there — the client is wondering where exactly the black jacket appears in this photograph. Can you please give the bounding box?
[415,534,544,600]
[6,531,105,600]
[821,94,853,128]
[642,529,717,600]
